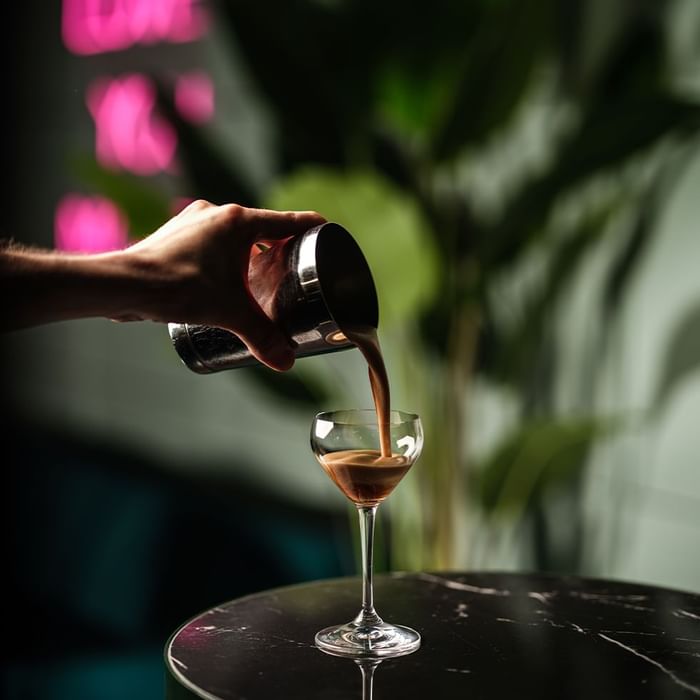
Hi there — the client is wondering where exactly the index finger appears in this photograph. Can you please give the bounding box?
[240,207,327,242]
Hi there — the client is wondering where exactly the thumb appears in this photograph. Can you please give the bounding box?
[233,302,296,372]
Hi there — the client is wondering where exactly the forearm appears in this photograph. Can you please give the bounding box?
[0,203,323,369]
[0,243,159,330]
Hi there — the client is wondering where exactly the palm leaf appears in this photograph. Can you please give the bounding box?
[652,301,700,414]
[475,417,613,521]
[483,199,619,387]
[603,145,699,325]
[485,92,700,270]
[432,1,554,160]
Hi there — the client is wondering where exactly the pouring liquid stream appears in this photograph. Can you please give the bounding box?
[320,325,411,507]
[343,324,392,458]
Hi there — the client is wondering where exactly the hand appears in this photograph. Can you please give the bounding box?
[124,200,326,371]
[0,201,325,371]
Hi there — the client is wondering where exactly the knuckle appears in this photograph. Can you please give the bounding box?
[186,198,213,212]
[217,203,247,231]
[219,203,244,221]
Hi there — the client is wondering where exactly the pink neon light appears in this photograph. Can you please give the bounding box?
[62,0,208,55]
[87,74,177,175]
[175,72,214,124]
[55,194,129,253]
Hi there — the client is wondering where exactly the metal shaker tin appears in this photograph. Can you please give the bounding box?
[168,222,378,372]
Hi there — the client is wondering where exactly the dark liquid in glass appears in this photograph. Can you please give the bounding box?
[320,449,411,506]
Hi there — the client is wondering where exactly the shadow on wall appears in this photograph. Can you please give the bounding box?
[4,417,353,700]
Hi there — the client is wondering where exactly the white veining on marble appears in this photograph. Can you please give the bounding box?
[234,630,315,649]
[454,603,469,619]
[545,619,586,634]
[598,634,700,697]
[673,651,700,659]
[675,610,700,622]
[566,621,586,634]
[571,592,655,613]
[171,656,188,671]
[582,593,649,601]
[537,618,573,631]
[268,635,315,648]
[528,591,556,605]
[414,572,510,596]
[495,615,588,635]
[166,646,220,700]
[193,625,237,636]
[445,667,471,674]
[600,629,658,637]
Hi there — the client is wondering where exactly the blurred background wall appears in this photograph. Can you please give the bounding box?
[3,1,700,698]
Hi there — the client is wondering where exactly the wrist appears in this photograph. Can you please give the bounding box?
[114,246,189,323]
[101,247,176,323]
[39,249,150,325]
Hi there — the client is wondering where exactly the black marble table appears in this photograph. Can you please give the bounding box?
[165,572,700,699]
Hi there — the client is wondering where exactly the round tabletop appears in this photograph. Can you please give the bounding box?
[165,572,700,699]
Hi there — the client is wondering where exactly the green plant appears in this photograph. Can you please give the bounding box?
[91,0,700,572]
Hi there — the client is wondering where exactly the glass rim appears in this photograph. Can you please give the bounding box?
[314,409,420,426]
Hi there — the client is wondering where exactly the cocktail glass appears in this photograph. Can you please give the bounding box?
[311,409,423,658]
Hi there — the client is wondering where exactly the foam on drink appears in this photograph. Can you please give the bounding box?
[320,449,411,506]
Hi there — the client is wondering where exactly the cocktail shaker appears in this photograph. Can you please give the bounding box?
[168,222,378,373]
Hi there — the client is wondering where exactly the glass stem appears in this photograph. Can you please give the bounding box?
[358,660,379,700]
[356,505,382,627]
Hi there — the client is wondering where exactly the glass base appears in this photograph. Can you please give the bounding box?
[315,620,421,658]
